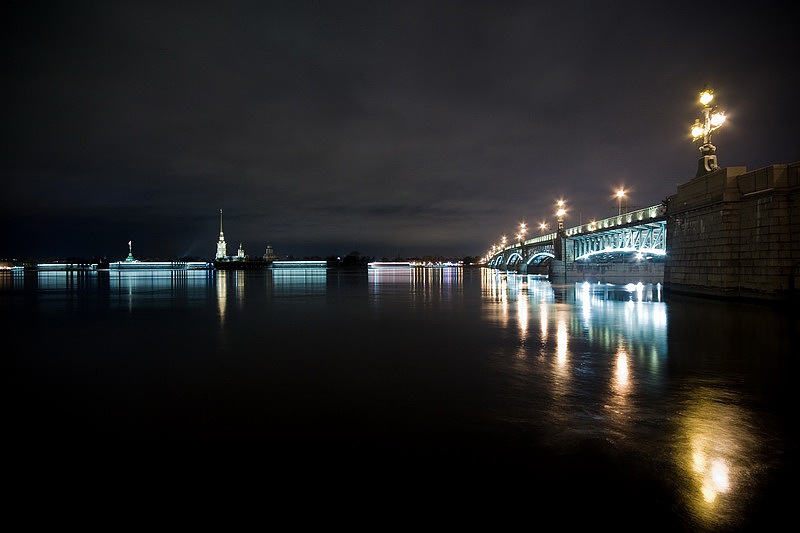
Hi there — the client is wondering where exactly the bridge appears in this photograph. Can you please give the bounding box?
[488,204,667,284]
[484,162,799,300]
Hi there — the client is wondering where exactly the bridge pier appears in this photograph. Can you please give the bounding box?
[564,262,664,284]
[548,259,566,284]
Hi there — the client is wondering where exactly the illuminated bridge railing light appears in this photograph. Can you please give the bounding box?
[521,232,557,246]
[563,204,663,236]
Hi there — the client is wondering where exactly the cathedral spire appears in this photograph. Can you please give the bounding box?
[215,208,228,260]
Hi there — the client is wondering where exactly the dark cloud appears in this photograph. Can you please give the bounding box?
[2,1,798,259]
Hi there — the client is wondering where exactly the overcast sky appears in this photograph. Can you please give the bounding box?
[2,1,797,260]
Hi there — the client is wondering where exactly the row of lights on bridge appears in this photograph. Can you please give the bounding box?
[481,87,726,264]
[481,197,583,263]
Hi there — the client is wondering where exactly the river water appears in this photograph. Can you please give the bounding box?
[3,267,796,528]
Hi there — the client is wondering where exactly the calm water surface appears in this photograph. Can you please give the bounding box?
[3,268,796,528]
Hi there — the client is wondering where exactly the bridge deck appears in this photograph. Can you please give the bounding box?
[489,204,667,268]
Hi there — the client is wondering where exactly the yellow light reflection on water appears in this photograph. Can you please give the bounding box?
[690,437,733,505]
[517,284,529,346]
[540,305,548,341]
[550,310,571,396]
[480,268,511,327]
[556,315,567,366]
[677,388,757,526]
[615,350,629,390]
[216,270,227,324]
[605,347,631,428]
[499,279,508,326]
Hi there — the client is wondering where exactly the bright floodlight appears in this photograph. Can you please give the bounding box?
[691,121,704,139]
[557,199,565,207]
[699,90,714,105]
[556,208,566,217]
[616,189,625,198]
[711,112,726,127]
[539,222,547,230]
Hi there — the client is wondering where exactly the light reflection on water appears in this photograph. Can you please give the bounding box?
[2,267,794,527]
[673,387,756,529]
[368,266,463,303]
[478,269,788,527]
[217,270,227,324]
[272,267,327,294]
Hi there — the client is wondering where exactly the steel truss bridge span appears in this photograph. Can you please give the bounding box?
[488,204,667,269]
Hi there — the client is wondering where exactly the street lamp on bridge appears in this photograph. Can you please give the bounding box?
[691,87,726,176]
[539,221,549,232]
[555,200,567,230]
[518,222,528,242]
[616,188,626,215]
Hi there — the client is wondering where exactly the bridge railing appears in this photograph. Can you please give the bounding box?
[564,204,665,237]
[523,232,557,246]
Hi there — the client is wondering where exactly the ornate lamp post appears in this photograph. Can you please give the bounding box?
[553,199,568,264]
[555,200,567,231]
[691,88,726,176]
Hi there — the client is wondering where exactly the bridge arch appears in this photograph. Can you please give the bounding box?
[526,251,555,265]
[506,252,523,265]
[574,247,666,262]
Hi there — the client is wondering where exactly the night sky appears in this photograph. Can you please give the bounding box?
[2,1,797,260]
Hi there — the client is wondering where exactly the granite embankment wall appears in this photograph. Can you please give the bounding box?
[664,162,799,300]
